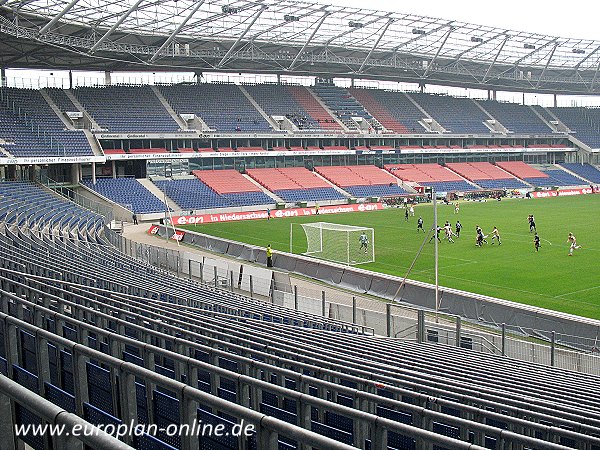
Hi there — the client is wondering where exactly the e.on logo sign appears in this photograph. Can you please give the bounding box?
[148,225,160,235]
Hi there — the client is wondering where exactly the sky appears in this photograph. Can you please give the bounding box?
[5,0,600,105]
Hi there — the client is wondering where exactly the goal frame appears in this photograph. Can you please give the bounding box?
[290,222,375,266]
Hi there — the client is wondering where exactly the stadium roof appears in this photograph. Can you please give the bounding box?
[2,0,600,94]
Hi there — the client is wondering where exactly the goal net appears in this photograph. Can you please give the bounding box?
[295,222,374,265]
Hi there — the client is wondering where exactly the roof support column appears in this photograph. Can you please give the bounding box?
[39,0,80,34]
[105,70,111,86]
[1,66,6,88]
[482,35,510,83]
[90,0,145,53]
[357,18,394,74]
[288,11,331,71]
[423,26,454,77]
[68,70,73,90]
[149,0,206,63]
[535,41,559,88]
[217,5,268,67]
[554,94,557,108]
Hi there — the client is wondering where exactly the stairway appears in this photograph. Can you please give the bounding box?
[64,90,102,130]
[150,86,187,130]
[40,89,76,130]
[287,86,346,132]
[349,88,407,133]
[242,174,284,203]
[137,178,181,211]
[238,86,279,131]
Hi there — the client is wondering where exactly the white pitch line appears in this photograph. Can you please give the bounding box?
[556,285,600,298]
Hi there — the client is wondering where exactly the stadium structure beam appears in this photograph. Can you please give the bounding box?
[287,11,331,71]
[89,0,145,54]
[481,35,510,83]
[444,32,507,65]
[535,41,559,88]
[148,0,206,63]
[323,13,393,47]
[248,8,320,43]
[589,59,600,92]
[390,21,453,54]
[0,0,11,6]
[217,5,268,68]
[38,0,80,34]
[423,26,454,78]
[573,44,600,71]
[357,18,394,74]
[494,38,558,78]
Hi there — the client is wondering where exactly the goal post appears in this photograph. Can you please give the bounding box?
[291,222,374,266]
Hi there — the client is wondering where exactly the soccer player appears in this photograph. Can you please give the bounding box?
[454,202,460,214]
[567,232,581,256]
[444,224,455,243]
[266,208,271,221]
[490,226,501,245]
[534,233,541,252]
[359,232,369,253]
[455,220,462,238]
[405,208,409,221]
[409,205,415,216]
[417,216,424,232]
[429,226,442,243]
[528,214,536,232]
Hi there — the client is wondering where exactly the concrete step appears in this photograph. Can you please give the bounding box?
[150,86,187,130]
[137,178,181,211]
[306,87,352,132]
[242,174,284,203]
[238,85,279,131]
[40,89,75,130]
[64,90,102,130]
[83,129,103,157]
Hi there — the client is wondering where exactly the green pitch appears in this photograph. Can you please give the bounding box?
[180,195,600,319]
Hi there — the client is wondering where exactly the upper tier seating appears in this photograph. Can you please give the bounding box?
[385,163,476,192]
[316,165,409,197]
[445,162,529,189]
[82,178,167,213]
[560,163,600,183]
[477,100,553,134]
[0,88,92,157]
[158,84,272,132]
[548,107,600,148]
[285,86,342,131]
[244,84,328,131]
[44,87,79,112]
[312,83,381,131]
[247,167,346,202]
[74,86,180,133]
[349,88,425,133]
[2,181,600,450]
[410,93,491,134]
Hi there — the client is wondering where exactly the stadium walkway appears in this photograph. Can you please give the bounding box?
[122,222,389,315]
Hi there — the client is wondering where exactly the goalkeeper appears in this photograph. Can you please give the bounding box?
[359,232,369,253]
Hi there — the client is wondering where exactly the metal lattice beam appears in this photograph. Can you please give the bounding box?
[423,26,454,77]
[573,44,600,71]
[444,32,507,65]
[481,35,510,83]
[357,18,394,74]
[90,0,145,53]
[391,21,454,53]
[148,0,206,63]
[39,0,80,34]
[287,11,330,71]
[323,13,393,47]
[217,5,268,67]
[536,42,559,88]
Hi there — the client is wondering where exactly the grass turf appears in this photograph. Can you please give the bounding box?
[180,195,600,319]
